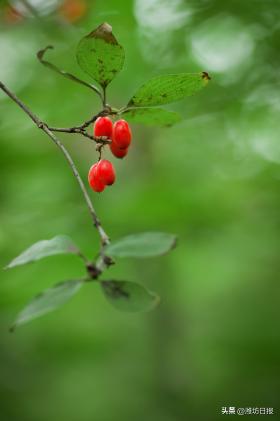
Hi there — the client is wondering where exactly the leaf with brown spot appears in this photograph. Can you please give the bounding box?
[128,72,210,107]
[101,280,159,312]
[76,22,125,87]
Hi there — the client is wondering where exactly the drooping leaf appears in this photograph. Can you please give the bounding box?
[128,72,210,107]
[11,280,83,330]
[105,232,177,258]
[6,235,81,269]
[101,280,159,312]
[123,107,182,127]
[76,22,125,87]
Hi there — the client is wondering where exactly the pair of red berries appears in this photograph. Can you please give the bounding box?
[94,116,132,158]
[88,159,115,192]
[88,117,132,192]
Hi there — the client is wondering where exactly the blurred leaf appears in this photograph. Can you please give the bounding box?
[101,280,159,312]
[105,232,177,258]
[128,72,210,107]
[11,280,83,330]
[76,22,125,87]
[6,235,81,269]
[123,107,182,127]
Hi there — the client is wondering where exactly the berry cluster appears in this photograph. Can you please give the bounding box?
[88,117,132,192]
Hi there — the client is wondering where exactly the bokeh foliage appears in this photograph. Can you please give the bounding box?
[1,0,280,420]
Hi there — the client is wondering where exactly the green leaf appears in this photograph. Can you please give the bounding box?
[101,280,159,312]
[11,280,83,330]
[105,232,177,258]
[123,107,182,127]
[6,235,80,269]
[128,72,210,107]
[76,22,125,87]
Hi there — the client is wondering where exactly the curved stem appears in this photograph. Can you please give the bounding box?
[48,126,111,145]
[0,81,110,247]
[37,46,103,102]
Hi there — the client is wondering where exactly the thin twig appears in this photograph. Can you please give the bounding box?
[48,109,117,135]
[48,126,112,144]
[79,108,117,130]
[37,46,103,101]
[0,81,110,246]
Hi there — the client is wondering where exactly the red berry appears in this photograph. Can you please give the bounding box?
[96,160,116,185]
[113,120,132,149]
[88,164,105,192]
[94,117,113,138]
[110,142,129,159]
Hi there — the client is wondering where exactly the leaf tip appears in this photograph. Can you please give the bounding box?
[4,260,17,270]
[88,22,117,45]
[99,22,113,32]
[202,71,211,81]
[37,45,54,61]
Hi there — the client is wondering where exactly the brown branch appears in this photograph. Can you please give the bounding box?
[0,81,110,247]
[79,107,117,130]
[48,126,112,145]
[47,106,118,136]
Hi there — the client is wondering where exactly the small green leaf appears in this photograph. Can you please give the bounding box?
[101,280,159,312]
[11,280,83,330]
[76,22,125,87]
[128,72,210,107]
[6,235,80,269]
[123,107,182,127]
[105,232,177,258]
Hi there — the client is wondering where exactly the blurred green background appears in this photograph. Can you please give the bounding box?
[1,0,280,420]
